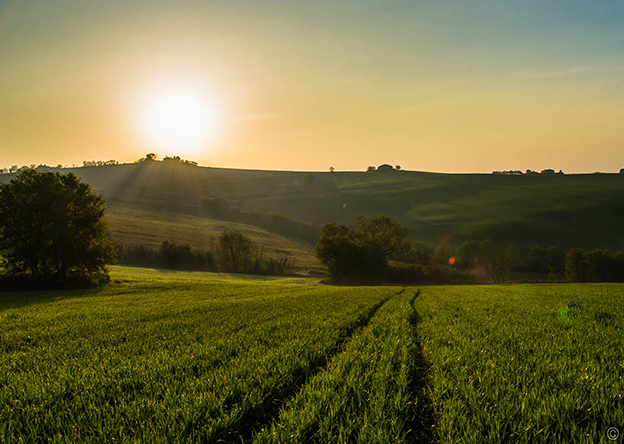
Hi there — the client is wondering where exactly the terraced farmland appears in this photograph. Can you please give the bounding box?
[1,267,623,443]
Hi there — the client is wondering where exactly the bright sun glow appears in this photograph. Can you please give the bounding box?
[142,87,217,153]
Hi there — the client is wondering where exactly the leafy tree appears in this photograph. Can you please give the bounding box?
[410,242,434,265]
[546,246,565,277]
[315,215,410,284]
[353,215,410,257]
[456,240,482,269]
[430,236,454,267]
[527,246,549,272]
[216,230,252,272]
[329,166,335,172]
[565,248,588,282]
[366,166,376,172]
[476,240,516,283]
[0,170,116,284]
[315,223,386,284]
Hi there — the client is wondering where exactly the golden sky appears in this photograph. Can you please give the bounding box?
[1,0,624,173]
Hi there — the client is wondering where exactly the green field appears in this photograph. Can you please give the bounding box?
[1,267,622,443]
[68,163,624,251]
[4,163,623,265]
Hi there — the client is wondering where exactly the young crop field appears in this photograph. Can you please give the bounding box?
[1,267,622,443]
[414,284,624,444]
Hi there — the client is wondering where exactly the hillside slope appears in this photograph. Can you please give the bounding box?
[2,162,623,251]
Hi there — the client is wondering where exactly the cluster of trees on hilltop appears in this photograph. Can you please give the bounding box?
[493,169,565,175]
[1,161,123,174]
[366,164,402,172]
[0,164,67,174]
[116,231,295,275]
[135,153,198,165]
[82,160,118,167]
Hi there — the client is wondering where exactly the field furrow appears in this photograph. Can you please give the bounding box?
[0,268,397,443]
[252,288,423,444]
[414,284,624,444]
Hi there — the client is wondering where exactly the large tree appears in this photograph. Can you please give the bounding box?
[315,216,410,284]
[0,169,116,284]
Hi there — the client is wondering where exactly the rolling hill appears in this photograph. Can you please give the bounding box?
[2,161,624,262]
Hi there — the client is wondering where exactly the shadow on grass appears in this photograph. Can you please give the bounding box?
[407,290,436,443]
[0,282,103,310]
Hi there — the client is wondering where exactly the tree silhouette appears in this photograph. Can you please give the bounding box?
[0,170,116,284]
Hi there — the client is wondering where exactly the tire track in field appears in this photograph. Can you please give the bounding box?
[221,287,405,444]
[407,289,436,443]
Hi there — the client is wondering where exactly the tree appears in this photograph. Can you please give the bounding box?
[0,170,116,284]
[353,215,410,257]
[366,166,376,172]
[456,240,482,269]
[565,248,588,282]
[329,166,335,173]
[477,240,515,283]
[315,215,410,284]
[315,223,386,284]
[216,230,252,272]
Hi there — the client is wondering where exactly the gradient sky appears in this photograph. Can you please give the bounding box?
[1,0,624,172]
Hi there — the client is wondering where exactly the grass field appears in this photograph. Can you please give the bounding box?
[75,163,624,251]
[1,267,623,443]
[4,163,623,256]
[414,284,624,443]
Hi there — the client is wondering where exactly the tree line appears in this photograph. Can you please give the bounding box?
[314,216,624,285]
[2,169,622,288]
[116,231,295,275]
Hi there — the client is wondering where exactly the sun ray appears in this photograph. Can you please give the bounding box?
[140,85,217,156]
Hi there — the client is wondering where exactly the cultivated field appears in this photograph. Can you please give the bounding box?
[42,162,624,251]
[5,163,623,255]
[1,267,622,443]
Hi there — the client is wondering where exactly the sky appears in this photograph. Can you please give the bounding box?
[1,0,624,173]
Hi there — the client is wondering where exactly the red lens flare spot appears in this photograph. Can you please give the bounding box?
[449,257,456,265]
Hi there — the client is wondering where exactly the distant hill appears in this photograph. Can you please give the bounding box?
[2,162,624,253]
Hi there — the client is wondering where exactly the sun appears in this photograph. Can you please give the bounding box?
[141,86,217,153]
